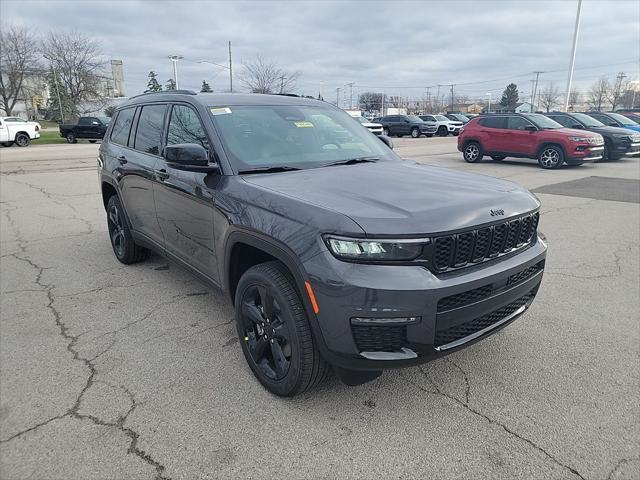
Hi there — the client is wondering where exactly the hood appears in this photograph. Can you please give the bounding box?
[242,161,539,235]
[585,125,640,137]
[550,127,603,140]
[363,122,382,128]
[447,121,463,126]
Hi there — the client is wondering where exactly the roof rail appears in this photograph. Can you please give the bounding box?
[129,89,197,99]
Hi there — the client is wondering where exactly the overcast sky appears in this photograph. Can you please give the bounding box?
[3,0,639,103]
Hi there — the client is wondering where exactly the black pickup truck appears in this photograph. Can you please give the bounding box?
[59,116,110,143]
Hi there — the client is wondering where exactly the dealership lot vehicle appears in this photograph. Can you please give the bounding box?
[617,111,640,123]
[374,114,437,138]
[99,92,546,395]
[458,113,605,169]
[1,138,638,480]
[446,113,471,124]
[419,114,463,136]
[353,114,383,135]
[59,116,110,143]
[545,111,640,160]
[0,116,40,147]
[583,111,640,132]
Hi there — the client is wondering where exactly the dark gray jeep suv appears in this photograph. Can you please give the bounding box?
[99,91,547,396]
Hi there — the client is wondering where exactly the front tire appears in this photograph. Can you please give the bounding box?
[463,142,483,163]
[382,127,389,136]
[538,145,564,169]
[437,126,448,136]
[235,261,329,396]
[106,195,151,264]
[89,140,98,144]
[410,127,420,138]
[66,132,77,144]
[14,133,30,147]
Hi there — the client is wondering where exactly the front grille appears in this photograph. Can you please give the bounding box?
[507,261,544,286]
[352,324,406,352]
[434,290,534,347]
[431,212,539,272]
[437,284,492,312]
[437,260,544,313]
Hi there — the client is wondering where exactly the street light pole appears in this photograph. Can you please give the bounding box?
[168,55,184,89]
[564,0,582,112]
[228,41,233,93]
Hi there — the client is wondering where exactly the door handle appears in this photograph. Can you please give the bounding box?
[154,168,170,181]
[117,155,127,165]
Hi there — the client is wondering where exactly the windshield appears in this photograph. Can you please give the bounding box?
[435,115,449,122]
[407,115,423,123]
[571,113,604,127]
[210,105,396,171]
[522,113,563,129]
[607,112,638,126]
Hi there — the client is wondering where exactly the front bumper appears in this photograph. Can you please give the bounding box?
[448,125,462,133]
[303,236,547,371]
[367,127,383,136]
[567,144,603,162]
[614,141,640,159]
[421,127,437,135]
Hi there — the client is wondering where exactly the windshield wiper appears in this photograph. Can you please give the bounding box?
[238,165,301,175]
[322,156,380,167]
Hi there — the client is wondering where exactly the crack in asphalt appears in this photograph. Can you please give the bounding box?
[605,457,640,480]
[400,366,587,480]
[0,251,172,480]
[547,243,636,280]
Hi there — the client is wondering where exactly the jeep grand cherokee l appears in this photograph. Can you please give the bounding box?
[99,92,547,396]
[374,115,437,138]
[458,113,604,169]
[544,112,640,161]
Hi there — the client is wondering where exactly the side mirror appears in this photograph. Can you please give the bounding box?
[164,143,219,172]
[524,125,537,132]
[378,135,393,149]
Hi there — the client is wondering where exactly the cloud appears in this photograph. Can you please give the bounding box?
[3,0,639,100]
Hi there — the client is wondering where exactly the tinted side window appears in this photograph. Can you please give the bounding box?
[78,117,91,125]
[482,116,507,129]
[167,105,209,149]
[134,105,167,155]
[110,108,136,146]
[548,115,573,128]
[507,116,534,130]
[589,113,609,123]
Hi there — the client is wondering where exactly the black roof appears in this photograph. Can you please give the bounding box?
[124,91,325,108]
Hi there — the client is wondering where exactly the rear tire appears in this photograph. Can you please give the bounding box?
[1,142,13,147]
[463,142,483,163]
[66,132,77,144]
[235,261,329,396]
[14,133,30,147]
[410,127,420,138]
[89,140,97,144]
[538,145,564,169]
[106,195,151,264]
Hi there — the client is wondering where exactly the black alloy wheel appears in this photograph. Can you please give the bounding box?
[106,195,150,264]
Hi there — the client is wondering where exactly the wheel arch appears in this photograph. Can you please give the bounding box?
[536,142,566,158]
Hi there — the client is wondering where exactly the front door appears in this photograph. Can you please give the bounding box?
[153,103,218,281]
[505,116,538,155]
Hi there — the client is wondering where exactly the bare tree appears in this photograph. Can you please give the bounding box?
[588,77,609,111]
[0,25,41,115]
[358,92,384,112]
[241,56,300,94]
[41,30,106,116]
[538,83,561,112]
[608,74,629,111]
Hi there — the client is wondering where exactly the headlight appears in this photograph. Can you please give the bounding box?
[325,236,428,261]
[567,136,592,142]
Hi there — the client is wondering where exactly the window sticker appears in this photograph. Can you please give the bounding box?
[294,121,314,128]
[210,107,232,115]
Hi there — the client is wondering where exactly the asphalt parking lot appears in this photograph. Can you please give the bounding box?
[1,138,638,480]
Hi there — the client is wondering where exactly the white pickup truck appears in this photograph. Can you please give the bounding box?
[0,117,41,147]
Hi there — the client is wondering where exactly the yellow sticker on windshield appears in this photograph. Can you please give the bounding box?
[294,121,314,128]
[210,107,232,115]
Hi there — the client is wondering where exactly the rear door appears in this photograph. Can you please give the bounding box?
[153,103,218,280]
[478,116,507,152]
[117,104,166,246]
[505,116,538,155]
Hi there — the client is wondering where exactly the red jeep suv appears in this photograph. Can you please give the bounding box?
[458,113,604,169]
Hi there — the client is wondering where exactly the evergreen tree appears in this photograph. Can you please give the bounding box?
[500,83,519,109]
[145,71,162,92]
[165,78,176,91]
[200,80,213,93]
[45,70,77,122]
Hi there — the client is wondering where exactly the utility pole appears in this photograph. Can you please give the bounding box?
[346,82,355,109]
[228,41,233,93]
[530,79,536,112]
[436,84,442,113]
[449,84,455,112]
[613,72,627,110]
[563,0,582,111]
[279,75,285,94]
[425,86,431,113]
[532,71,543,111]
[336,87,341,108]
[168,55,184,89]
